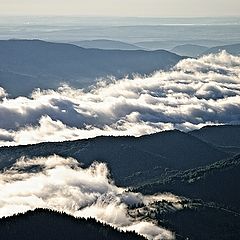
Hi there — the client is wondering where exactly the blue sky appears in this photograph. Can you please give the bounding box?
[1,0,240,17]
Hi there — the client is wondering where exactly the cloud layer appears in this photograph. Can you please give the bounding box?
[0,155,183,240]
[0,51,240,146]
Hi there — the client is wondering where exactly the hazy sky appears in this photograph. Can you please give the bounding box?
[1,0,240,17]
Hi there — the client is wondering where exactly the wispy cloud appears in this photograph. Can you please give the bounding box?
[0,155,182,239]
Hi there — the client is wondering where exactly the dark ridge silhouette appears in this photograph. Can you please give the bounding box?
[0,209,145,240]
[190,125,240,150]
[159,203,240,240]
[0,130,229,186]
[0,39,182,96]
[137,154,240,211]
[0,126,239,239]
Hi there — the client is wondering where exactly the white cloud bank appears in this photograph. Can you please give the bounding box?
[0,155,183,240]
[0,51,240,146]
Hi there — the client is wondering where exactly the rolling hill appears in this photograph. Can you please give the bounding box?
[0,125,239,239]
[171,44,208,57]
[190,125,240,153]
[137,154,240,211]
[71,39,143,50]
[0,129,231,186]
[0,209,144,240]
[202,43,240,56]
[135,40,225,51]
[0,39,182,96]
[161,202,240,240]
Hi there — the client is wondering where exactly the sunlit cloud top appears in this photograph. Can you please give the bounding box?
[0,51,240,146]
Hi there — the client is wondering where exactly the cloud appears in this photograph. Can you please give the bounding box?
[0,155,183,240]
[0,51,240,146]
[0,87,7,99]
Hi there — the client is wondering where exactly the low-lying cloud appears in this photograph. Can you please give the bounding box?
[0,51,240,146]
[0,155,183,239]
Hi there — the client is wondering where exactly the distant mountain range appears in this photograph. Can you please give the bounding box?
[1,39,239,97]
[70,40,240,57]
[0,39,182,96]
[168,43,240,57]
[171,44,208,57]
[134,40,226,51]
[71,39,144,50]
[69,39,240,57]
[202,43,240,56]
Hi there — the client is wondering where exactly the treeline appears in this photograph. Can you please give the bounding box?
[137,154,240,211]
[156,204,240,240]
[0,209,145,240]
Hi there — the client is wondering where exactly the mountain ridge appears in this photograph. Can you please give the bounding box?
[0,209,144,240]
[0,39,182,96]
[71,39,144,50]
[0,127,233,186]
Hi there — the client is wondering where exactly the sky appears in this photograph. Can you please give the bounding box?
[0,0,240,17]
